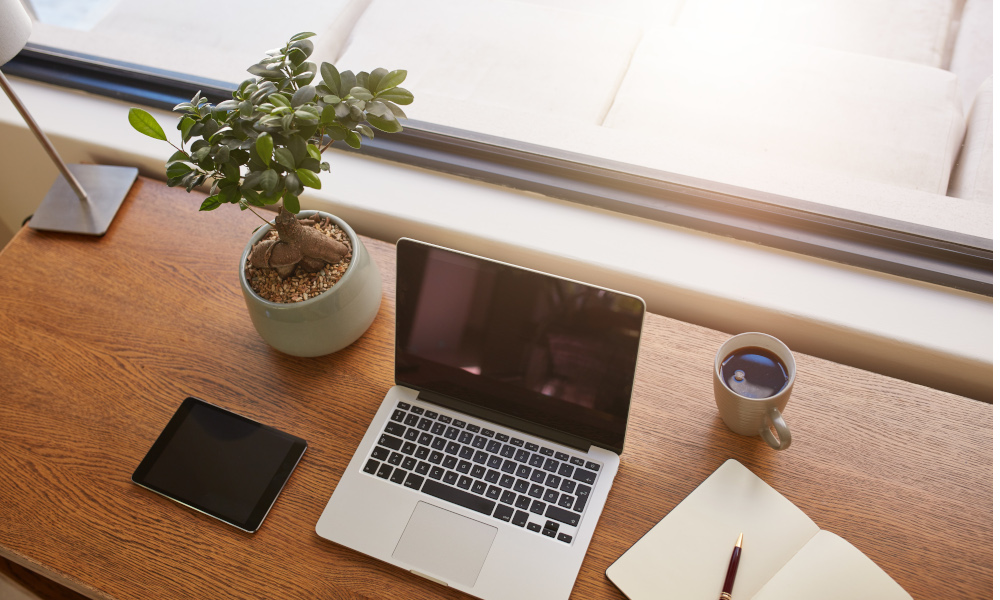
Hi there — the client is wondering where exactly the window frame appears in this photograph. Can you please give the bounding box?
[6,44,991,296]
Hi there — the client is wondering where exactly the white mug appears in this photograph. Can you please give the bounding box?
[713,332,795,450]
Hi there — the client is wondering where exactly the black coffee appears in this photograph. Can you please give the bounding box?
[720,346,789,399]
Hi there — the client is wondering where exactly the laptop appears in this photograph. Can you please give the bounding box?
[316,238,645,600]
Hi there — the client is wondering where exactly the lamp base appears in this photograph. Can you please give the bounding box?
[28,164,139,236]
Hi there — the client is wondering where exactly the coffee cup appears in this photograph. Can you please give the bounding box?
[713,332,795,450]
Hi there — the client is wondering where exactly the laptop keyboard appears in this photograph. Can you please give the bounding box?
[361,400,602,545]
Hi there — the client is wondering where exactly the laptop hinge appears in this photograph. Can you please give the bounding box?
[415,389,599,454]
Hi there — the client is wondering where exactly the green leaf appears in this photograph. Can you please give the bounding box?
[339,70,356,97]
[165,160,195,178]
[384,100,407,119]
[296,168,322,189]
[367,115,402,133]
[178,116,196,142]
[268,93,291,108]
[289,31,316,42]
[288,135,308,165]
[284,172,303,196]
[377,87,413,105]
[320,62,341,96]
[357,123,374,139]
[282,192,301,214]
[376,69,407,93]
[367,67,388,93]
[307,144,322,161]
[248,64,284,79]
[128,108,167,141]
[199,195,223,211]
[350,86,373,101]
[344,130,362,149]
[260,169,279,194]
[291,85,316,107]
[274,147,297,170]
[323,94,341,104]
[255,132,273,166]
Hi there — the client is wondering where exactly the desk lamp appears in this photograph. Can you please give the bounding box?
[0,0,137,235]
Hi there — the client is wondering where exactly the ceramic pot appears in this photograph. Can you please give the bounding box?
[239,210,382,357]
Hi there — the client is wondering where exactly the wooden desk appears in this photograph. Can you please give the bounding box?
[0,179,990,599]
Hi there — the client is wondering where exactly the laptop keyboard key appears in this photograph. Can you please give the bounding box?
[388,452,403,466]
[472,465,486,479]
[404,414,419,427]
[517,465,533,479]
[570,457,585,466]
[363,459,379,474]
[529,484,544,498]
[430,466,444,480]
[575,484,591,498]
[402,457,417,470]
[443,456,457,470]
[481,429,495,438]
[586,461,600,471]
[486,485,502,500]
[371,447,389,461]
[472,480,487,495]
[543,459,559,473]
[541,528,556,538]
[429,451,444,464]
[543,489,559,504]
[422,480,495,516]
[390,468,407,484]
[378,434,403,450]
[443,471,458,485]
[404,473,424,489]
[425,410,438,420]
[485,469,500,483]
[438,415,452,424]
[515,495,531,510]
[459,446,474,460]
[415,446,429,460]
[545,505,580,527]
[524,442,539,451]
[472,436,487,449]
[500,490,517,505]
[513,510,529,527]
[574,494,587,512]
[473,451,488,464]
[466,424,481,433]
[555,452,569,461]
[529,454,545,468]
[530,500,546,515]
[544,520,559,531]
[539,447,554,456]
[558,463,575,477]
[444,427,459,440]
[397,401,411,410]
[515,449,530,463]
[401,442,416,455]
[404,429,419,442]
[500,445,516,458]
[545,474,561,488]
[418,433,433,446]
[527,522,542,532]
[501,460,517,474]
[558,494,574,509]
[458,476,473,490]
[431,422,446,435]
[377,463,393,479]
[487,455,503,469]
[459,431,474,445]
[384,422,406,436]
[560,479,576,494]
[457,461,472,474]
[486,441,502,454]
[416,461,430,475]
[493,504,514,522]
[514,479,530,493]
[500,475,515,488]
[431,437,446,450]
[530,469,546,483]
[510,438,524,447]
[572,468,596,485]
[445,442,460,455]
[410,406,424,415]
[417,418,432,431]
[495,433,509,442]
[557,533,572,544]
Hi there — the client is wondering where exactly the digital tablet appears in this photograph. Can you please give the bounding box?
[132,397,307,533]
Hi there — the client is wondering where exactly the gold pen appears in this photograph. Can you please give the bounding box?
[719,533,743,600]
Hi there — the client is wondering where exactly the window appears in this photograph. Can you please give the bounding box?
[9,0,993,294]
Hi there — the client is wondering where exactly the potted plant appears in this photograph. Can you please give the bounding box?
[128,31,412,356]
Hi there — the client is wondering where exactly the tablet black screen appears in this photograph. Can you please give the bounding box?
[132,397,307,532]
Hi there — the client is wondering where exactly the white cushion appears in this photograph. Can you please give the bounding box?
[675,0,960,67]
[602,27,965,196]
[948,77,992,204]
[27,0,371,83]
[333,0,641,136]
[947,0,993,113]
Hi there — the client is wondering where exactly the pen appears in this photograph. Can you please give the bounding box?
[719,532,743,600]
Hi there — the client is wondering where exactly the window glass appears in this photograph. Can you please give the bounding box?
[21,0,993,242]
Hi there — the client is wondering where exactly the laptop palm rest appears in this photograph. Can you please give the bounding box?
[393,501,497,587]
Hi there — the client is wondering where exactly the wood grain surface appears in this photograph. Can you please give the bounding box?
[0,178,991,600]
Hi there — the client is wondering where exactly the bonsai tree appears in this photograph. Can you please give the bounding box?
[128,31,412,278]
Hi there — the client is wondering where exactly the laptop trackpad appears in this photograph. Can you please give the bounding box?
[393,501,497,587]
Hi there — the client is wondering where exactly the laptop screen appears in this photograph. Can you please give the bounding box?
[395,239,644,453]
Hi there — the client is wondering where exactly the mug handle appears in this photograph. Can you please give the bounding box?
[759,407,792,450]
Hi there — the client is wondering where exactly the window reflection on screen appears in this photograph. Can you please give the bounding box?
[396,242,644,449]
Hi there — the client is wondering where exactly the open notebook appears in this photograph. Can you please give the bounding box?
[606,460,911,600]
